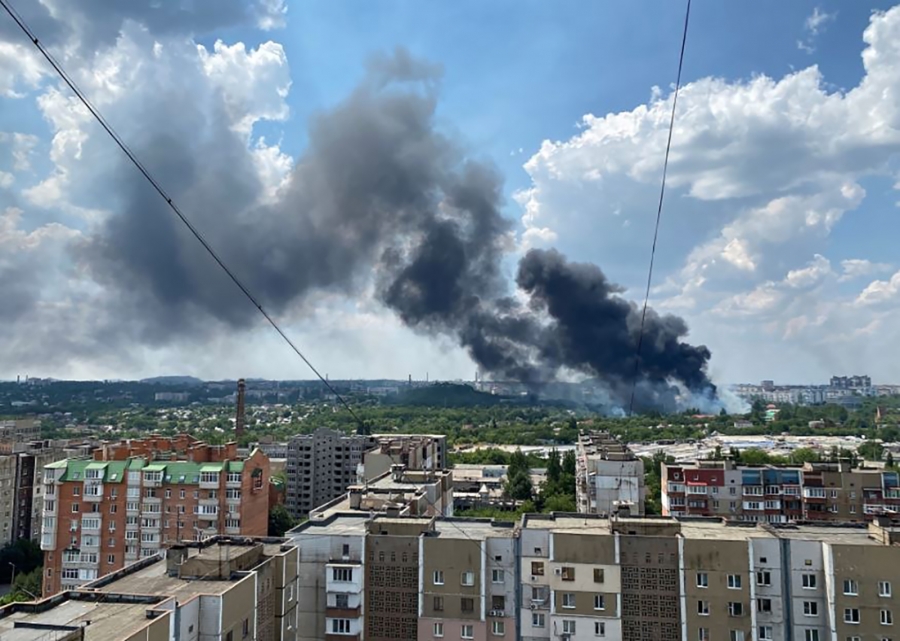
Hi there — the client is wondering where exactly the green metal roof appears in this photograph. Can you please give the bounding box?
[85,462,107,470]
[104,461,128,483]
[46,456,249,485]
[228,461,244,472]
[127,458,146,470]
[199,463,225,472]
[143,463,167,472]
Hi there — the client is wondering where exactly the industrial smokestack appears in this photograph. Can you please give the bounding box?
[235,379,246,440]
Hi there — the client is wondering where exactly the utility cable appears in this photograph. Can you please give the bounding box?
[628,0,692,416]
[0,0,364,429]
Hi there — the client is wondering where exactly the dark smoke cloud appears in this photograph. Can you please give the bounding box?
[73,48,713,411]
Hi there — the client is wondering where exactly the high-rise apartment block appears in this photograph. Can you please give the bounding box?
[662,460,900,522]
[286,429,377,518]
[0,418,41,441]
[292,510,900,641]
[0,535,298,641]
[40,435,270,595]
[576,431,645,515]
[285,429,448,518]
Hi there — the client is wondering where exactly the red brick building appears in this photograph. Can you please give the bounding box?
[40,435,269,595]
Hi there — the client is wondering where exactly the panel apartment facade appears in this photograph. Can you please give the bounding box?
[662,460,900,523]
[40,435,270,595]
[576,431,645,515]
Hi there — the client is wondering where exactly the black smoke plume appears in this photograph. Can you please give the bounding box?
[78,49,714,411]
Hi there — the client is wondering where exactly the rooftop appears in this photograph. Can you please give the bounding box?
[0,598,156,641]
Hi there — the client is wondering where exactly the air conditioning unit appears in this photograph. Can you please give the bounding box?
[561,634,571,641]
[531,575,538,581]
[489,610,505,617]
[554,568,562,576]
[530,603,537,610]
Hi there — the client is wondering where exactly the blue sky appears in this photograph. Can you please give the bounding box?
[3,0,900,392]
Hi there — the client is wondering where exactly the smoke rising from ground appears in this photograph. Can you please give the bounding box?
[77,49,714,412]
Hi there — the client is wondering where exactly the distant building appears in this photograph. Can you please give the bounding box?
[0,535,298,641]
[0,418,40,441]
[661,459,900,523]
[575,431,645,516]
[40,434,270,596]
[831,374,872,389]
[153,391,190,402]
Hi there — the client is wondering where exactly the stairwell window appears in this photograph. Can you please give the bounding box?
[729,602,744,617]
[461,625,474,639]
[845,608,861,624]
[730,631,745,641]
[562,593,576,609]
[804,601,819,616]
[433,622,444,638]
[594,594,605,611]
[881,582,893,598]
[433,570,444,585]
[562,620,576,635]
[759,627,773,640]
[845,580,859,596]
[698,601,710,616]
[461,571,475,586]
[802,574,817,589]
[805,630,820,641]
[728,575,742,589]
[698,628,710,641]
[492,569,504,583]
[492,621,505,636]
[697,572,708,588]
[595,622,606,637]
[757,570,771,586]
[882,610,894,626]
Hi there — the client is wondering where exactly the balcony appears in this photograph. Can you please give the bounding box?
[197,509,219,521]
[84,482,103,502]
[199,474,220,490]
[142,474,162,488]
[226,475,242,489]
[81,538,100,550]
[225,526,241,536]
[743,487,764,496]
[80,521,101,534]
[199,497,219,507]
[40,533,56,550]
[326,606,361,618]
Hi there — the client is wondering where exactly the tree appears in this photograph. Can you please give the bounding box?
[543,493,576,513]
[857,441,885,462]
[562,450,576,477]
[504,471,534,501]
[268,504,298,537]
[789,448,821,464]
[0,568,42,605]
[546,449,562,486]
[886,452,895,469]
[0,539,42,583]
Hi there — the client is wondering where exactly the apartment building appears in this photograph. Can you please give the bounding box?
[40,435,270,595]
[661,460,900,523]
[285,430,449,518]
[576,431,645,515]
[0,418,41,441]
[0,535,298,641]
[290,513,516,641]
[286,429,377,518]
[0,443,66,546]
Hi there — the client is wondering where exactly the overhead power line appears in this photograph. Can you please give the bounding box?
[628,0,692,416]
[0,0,364,428]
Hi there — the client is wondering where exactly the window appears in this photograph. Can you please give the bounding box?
[242,618,249,639]
[461,571,475,586]
[461,597,474,613]
[804,601,819,616]
[332,567,353,582]
[805,631,820,641]
[491,621,505,636]
[531,561,544,576]
[698,601,710,616]
[697,572,708,588]
[109,504,117,514]
[758,598,772,612]
[492,595,505,611]
[881,582,893,598]
[562,620,576,635]
[883,610,894,626]
[591,567,605,583]
[759,626,773,640]
[433,570,444,585]
[71,503,80,513]
[179,489,185,499]
[200,472,219,484]
[846,637,861,641]
[730,631,745,641]
[595,621,606,637]
[729,602,744,617]
[802,574,817,589]
[461,625,474,639]
[492,569,504,583]
[757,571,771,586]
[845,608,861,624]
[330,619,351,634]
[532,613,545,628]
[433,622,444,638]
[433,596,444,612]
[844,580,859,596]
[594,594,605,610]
[561,566,575,581]
[107,554,115,564]
[335,594,349,608]
[341,544,350,557]
[698,628,710,641]
[72,487,80,496]
[728,574,742,589]
[562,593,576,609]
[165,489,171,499]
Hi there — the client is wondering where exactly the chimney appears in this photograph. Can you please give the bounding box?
[166,545,189,577]
[235,379,246,440]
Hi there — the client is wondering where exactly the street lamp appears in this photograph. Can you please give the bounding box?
[8,562,15,588]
